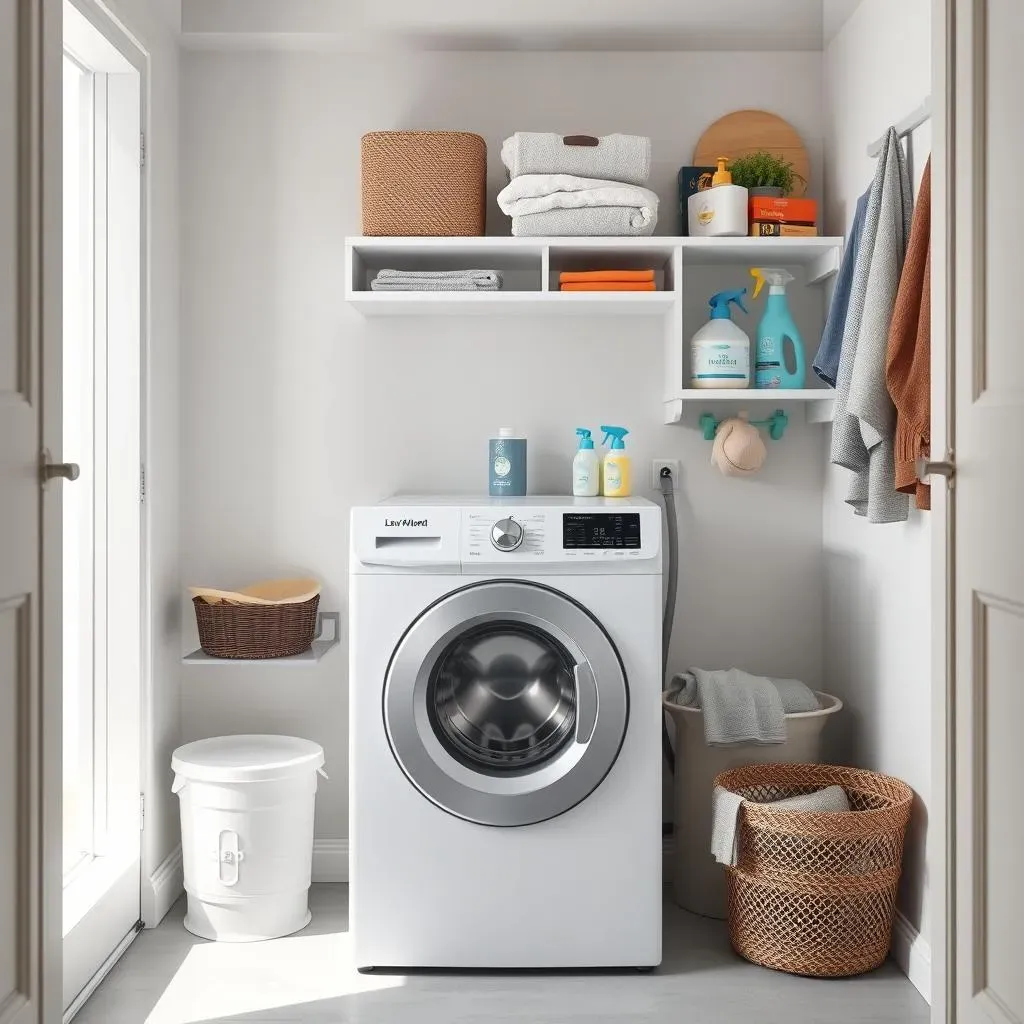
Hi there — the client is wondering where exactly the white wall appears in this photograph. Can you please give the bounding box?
[100,0,182,917]
[178,49,828,846]
[821,0,932,956]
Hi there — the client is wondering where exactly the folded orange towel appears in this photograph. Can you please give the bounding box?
[559,269,655,284]
[560,282,657,292]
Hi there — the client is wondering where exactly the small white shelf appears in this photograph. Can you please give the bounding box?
[183,612,340,667]
[664,389,835,426]
[346,290,676,317]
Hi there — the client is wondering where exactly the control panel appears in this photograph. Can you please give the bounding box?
[462,505,661,568]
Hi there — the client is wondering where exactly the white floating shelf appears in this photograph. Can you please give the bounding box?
[664,389,835,426]
[346,290,676,317]
[183,612,340,667]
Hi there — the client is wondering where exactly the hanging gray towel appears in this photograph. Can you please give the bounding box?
[666,668,797,745]
[830,128,912,523]
[711,784,851,866]
[500,132,652,186]
[813,189,870,387]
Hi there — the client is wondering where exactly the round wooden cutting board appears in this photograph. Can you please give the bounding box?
[693,110,810,196]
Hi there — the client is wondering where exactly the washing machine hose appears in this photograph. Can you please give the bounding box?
[658,469,678,776]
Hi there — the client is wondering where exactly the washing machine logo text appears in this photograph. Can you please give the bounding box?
[384,518,429,528]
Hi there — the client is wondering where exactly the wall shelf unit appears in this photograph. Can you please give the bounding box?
[345,235,843,426]
[182,612,341,667]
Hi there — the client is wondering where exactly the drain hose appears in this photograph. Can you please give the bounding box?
[659,469,678,775]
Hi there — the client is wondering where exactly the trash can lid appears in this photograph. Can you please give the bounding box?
[172,734,325,784]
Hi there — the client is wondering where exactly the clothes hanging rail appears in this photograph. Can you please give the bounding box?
[866,97,932,157]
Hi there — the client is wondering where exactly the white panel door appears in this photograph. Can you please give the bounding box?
[0,2,63,1023]
[952,2,1024,1022]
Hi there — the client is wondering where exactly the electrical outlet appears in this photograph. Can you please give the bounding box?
[651,459,680,490]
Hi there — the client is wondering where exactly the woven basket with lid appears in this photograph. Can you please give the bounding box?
[360,131,486,237]
[715,763,913,978]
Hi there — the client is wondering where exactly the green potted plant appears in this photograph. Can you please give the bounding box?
[728,151,804,197]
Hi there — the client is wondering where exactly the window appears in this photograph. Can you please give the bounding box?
[61,0,144,1012]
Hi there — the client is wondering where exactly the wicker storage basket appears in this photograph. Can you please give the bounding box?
[361,131,486,236]
[193,594,320,660]
[715,763,913,978]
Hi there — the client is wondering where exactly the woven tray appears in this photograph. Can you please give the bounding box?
[193,594,320,660]
[360,131,486,236]
[715,763,913,977]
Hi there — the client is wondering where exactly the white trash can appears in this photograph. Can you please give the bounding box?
[172,734,326,942]
[662,692,842,920]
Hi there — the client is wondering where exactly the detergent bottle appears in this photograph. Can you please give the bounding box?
[572,428,600,497]
[690,288,750,388]
[600,426,631,497]
[750,268,806,389]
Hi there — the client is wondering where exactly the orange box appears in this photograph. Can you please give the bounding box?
[749,196,818,223]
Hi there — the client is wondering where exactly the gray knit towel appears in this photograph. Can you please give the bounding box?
[370,269,502,292]
[666,668,817,746]
[511,206,657,238]
[711,784,851,866]
[501,132,652,186]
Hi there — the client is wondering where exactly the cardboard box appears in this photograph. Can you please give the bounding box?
[750,221,819,237]
[749,196,818,223]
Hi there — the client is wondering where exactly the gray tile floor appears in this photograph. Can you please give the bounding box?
[76,885,929,1024]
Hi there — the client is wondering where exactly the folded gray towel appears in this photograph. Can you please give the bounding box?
[370,269,502,292]
[772,676,821,714]
[511,207,657,238]
[501,132,652,186]
[711,784,851,866]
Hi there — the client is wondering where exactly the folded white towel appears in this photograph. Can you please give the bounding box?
[511,207,657,238]
[711,784,851,867]
[370,269,502,292]
[497,174,659,229]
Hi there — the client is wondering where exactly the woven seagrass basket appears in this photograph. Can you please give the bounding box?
[360,131,486,236]
[714,763,913,978]
[193,594,319,660]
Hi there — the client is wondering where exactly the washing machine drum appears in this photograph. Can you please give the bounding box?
[384,581,629,827]
[430,622,578,772]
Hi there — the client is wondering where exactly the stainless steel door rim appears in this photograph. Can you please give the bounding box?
[384,580,629,827]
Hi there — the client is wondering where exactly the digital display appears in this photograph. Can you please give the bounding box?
[563,513,642,550]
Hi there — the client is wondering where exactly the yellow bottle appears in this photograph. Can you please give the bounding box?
[600,426,631,497]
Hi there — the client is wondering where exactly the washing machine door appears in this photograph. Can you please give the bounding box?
[384,580,629,827]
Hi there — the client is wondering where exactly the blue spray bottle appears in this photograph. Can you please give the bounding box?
[750,267,806,389]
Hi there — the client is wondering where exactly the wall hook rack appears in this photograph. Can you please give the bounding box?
[699,409,789,441]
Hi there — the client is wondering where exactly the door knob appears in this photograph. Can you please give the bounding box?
[916,452,955,485]
[39,449,80,486]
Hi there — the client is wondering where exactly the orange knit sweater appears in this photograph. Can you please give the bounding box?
[886,159,932,510]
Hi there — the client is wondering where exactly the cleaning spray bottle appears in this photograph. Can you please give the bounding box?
[750,268,806,389]
[600,426,631,497]
[690,288,750,388]
[572,428,600,497]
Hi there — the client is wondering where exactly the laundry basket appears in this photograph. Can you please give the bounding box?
[662,691,842,919]
[361,131,487,236]
[715,763,913,978]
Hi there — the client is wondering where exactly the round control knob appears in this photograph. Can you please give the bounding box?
[490,518,525,552]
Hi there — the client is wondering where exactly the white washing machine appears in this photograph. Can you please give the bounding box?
[349,496,663,970]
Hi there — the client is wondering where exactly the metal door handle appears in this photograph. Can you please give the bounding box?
[39,449,80,486]
[916,452,955,484]
[574,661,599,745]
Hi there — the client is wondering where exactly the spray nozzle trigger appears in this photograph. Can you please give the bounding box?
[575,428,594,451]
[750,267,795,299]
[708,288,748,319]
[600,425,629,450]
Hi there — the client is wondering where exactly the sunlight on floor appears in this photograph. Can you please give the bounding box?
[144,929,404,1023]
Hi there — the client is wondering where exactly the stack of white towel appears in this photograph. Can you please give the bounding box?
[497,132,659,237]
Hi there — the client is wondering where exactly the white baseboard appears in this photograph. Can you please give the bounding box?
[142,845,183,928]
[312,838,349,883]
[891,910,931,1004]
